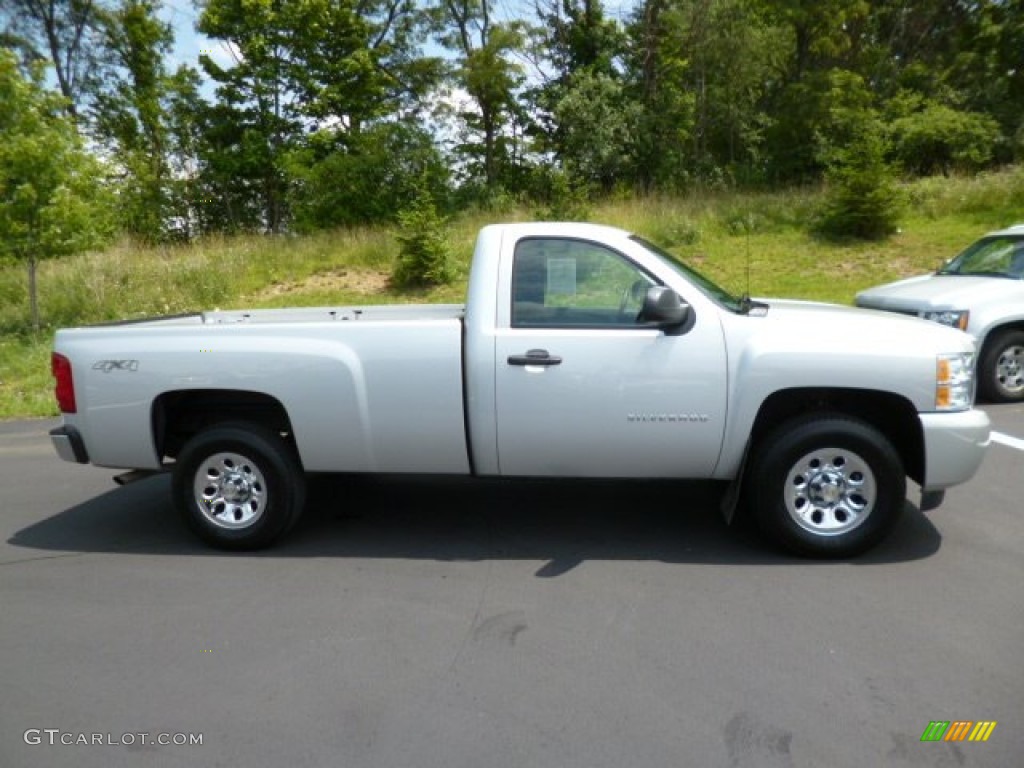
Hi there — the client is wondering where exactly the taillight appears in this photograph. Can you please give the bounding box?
[52,353,77,413]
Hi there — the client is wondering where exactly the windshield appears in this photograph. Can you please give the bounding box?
[630,235,745,313]
[937,235,1024,279]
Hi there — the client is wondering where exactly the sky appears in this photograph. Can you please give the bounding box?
[160,0,230,79]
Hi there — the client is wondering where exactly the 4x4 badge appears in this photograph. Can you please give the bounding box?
[92,360,139,373]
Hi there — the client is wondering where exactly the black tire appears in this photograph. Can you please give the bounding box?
[747,415,905,558]
[978,329,1024,403]
[172,422,306,550]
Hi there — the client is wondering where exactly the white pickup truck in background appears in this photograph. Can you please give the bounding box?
[50,223,990,557]
[856,223,1024,403]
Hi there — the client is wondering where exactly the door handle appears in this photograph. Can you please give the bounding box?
[507,349,563,366]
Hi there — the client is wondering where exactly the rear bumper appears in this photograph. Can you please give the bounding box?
[50,424,89,464]
[919,408,990,491]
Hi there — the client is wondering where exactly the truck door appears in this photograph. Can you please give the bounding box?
[493,237,728,478]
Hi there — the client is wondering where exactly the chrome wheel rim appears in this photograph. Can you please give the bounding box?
[995,344,1024,395]
[193,452,267,529]
[784,447,876,536]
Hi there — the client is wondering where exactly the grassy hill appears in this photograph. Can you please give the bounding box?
[2,167,1022,419]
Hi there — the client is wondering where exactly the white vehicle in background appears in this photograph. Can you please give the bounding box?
[856,224,1024,402]
[50,222,990,558]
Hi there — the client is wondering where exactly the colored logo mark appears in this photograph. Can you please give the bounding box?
[920,721,997,742]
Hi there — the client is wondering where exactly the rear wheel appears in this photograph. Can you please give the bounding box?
[748,415,905,558]
[978,330,1024,403]
[172,422,305,550]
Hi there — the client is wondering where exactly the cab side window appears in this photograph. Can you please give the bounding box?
[511,238,656,328]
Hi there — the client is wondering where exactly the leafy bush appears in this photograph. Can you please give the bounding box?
[533,168,590,221]
[888,101,1002,176]
[286,123,450,233]
[548,71,639,192]
[392,188,455,288]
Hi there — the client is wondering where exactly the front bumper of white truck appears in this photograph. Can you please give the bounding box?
[918,408,991,492]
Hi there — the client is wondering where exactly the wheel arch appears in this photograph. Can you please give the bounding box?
[976,319,1024,354]
[748,388,923,485]
[152,389,297,463]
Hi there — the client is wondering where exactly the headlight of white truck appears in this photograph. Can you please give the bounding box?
[921,309,969,331]
[936,353,974,410]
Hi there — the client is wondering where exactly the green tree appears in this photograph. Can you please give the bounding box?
[90,0,175,239]
[286,121,449,231]
[0,52,113,331]
[198,0,298,233]
[392,183,454,287]
[162,65,206,239]
[627,0,696,191]
[284,0,442,130]
[679,0,783,184]
[818,120,903,241]
[527,0,630,191]
[756,0,872,181]
[439,0,527,194]
[198,0,441,232]
[535,0,624,78]
[548,70,638,191]
[0,0,108,117]
[928,0,1022,160]
[279,0,446,229]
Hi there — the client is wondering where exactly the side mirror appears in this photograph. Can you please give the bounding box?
[640,286,691,329]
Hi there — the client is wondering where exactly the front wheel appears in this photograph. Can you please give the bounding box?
[978,330,1024,403]
[747,416,905,558]
[172,422,306,550]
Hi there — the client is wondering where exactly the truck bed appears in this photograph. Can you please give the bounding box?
[94,304,466,327]
[202,304,465,325]
[57,305,471,474]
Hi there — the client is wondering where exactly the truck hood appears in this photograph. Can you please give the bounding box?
[718,298,975,414]
[854,274,1024,311]
[751,298,974,353]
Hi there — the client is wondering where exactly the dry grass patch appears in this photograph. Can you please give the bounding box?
[253,268,391,301]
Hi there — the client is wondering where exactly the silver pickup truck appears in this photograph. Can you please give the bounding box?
[50,222,990,557]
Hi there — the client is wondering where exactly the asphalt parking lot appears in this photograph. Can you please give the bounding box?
[2,405,1022,768]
